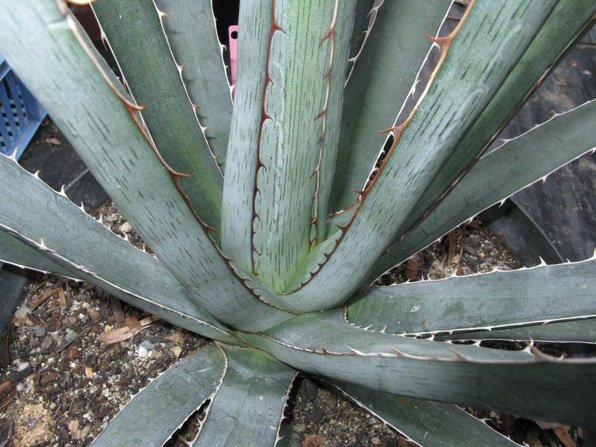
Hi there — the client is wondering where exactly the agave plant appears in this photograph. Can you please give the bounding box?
[1,0,596,445]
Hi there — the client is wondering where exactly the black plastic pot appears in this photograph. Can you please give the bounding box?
[482,41,596,265]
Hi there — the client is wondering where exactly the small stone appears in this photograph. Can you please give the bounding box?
[301,378,318,402]
[466,234,481,244]
[463,243,475,255]
[138,346,150,358]
[171,346,182,358]
[63,316,77,326]
[14,305,31,321]
[65,328,78,342]
[41,336,53,350]
[34,326,47,337]
[496,261,512,271]
[9,362,33,382]
[140,340,155,351]
[119,222,133,233]
[83,354,98,365]
[86,306,101,321]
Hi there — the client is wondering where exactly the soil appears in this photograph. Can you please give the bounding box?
[0,200,586,446]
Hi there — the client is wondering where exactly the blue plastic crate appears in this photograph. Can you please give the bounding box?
[0,54,46,160]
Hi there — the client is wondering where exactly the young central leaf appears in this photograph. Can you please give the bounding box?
[223,0,355,291]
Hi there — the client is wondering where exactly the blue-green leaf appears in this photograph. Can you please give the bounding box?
[92,346,227,447]
[349,258,596,337]
[192,345,297,446]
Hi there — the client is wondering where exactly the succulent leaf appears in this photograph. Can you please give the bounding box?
[224,0,358,291]
[0,154,243,343]
[367,98,596,280]
[0,0,595,444]
[281,1,577,312]
[92,0,225,233]
[91,345,227,447]
[331,0,452,213]
[349,257,596,337]
[438,318,596,344]
[192,345,297,446]
[333,381,523,447]
[245,310,596,427]
[152,0,233,173]
[0,0,295,332]
[415,0,596,235]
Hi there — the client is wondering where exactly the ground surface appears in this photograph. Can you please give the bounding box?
[0,201,585,446]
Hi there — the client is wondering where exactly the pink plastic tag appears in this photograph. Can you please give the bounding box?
[229,26,239,86]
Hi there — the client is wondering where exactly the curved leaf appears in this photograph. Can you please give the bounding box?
[221,0,272,272]
[333,381,522,447]
[348,258,596,337]
[0,0,295,331]
[223,0,358,290]
[193,345,297,446]
[0,155,244,343]
[282,1,562,311]
[92,0,224,232]
[244,310,596,428]
[153,0,233,172]
[0,156,190,311]
[438,319,596,344]
[251,0,356,289]
[330,0,451,213]
[422,0,596,217]
[366,98,596,281]
[92,346,227,447]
